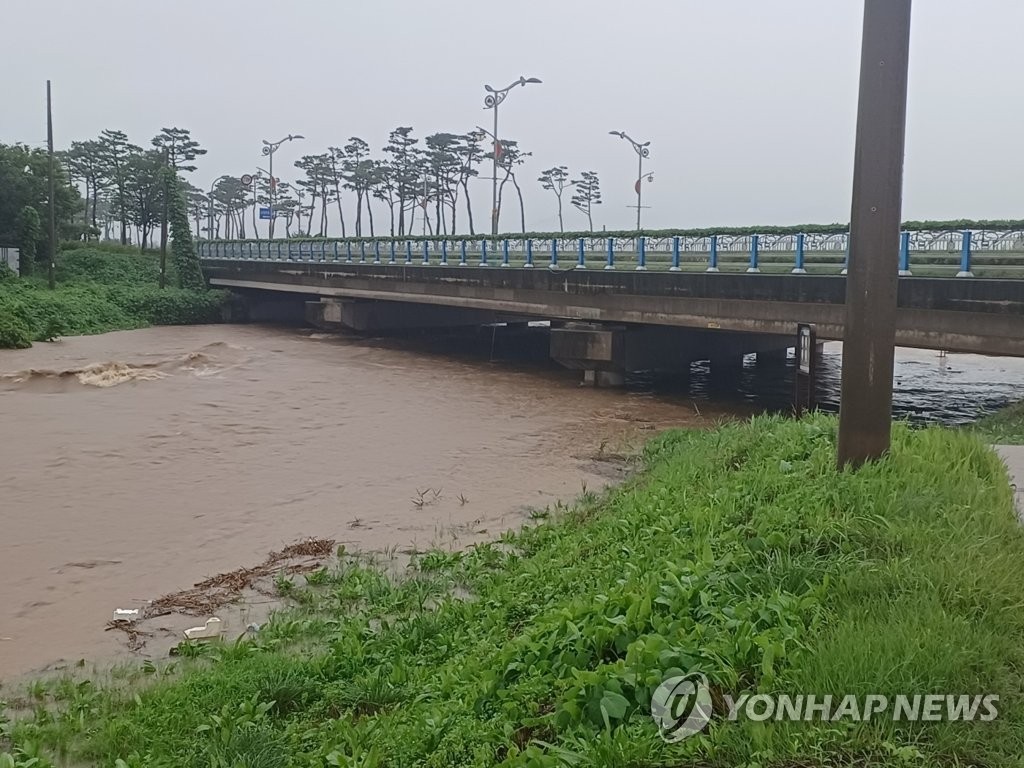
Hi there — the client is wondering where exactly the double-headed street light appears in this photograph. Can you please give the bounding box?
[610,131,652,231]
[261,134,304,238]
[483,76,541,235]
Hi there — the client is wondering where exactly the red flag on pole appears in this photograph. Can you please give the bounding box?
[634,179,641,194]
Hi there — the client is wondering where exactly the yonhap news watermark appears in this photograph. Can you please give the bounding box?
[651,673,999,743]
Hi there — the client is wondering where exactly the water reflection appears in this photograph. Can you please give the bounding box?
[633,344,1023,426]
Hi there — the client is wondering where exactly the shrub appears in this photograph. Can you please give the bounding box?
[0,311,32,348]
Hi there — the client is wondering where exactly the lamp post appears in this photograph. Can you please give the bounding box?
[483,76,541,236]
[261,134,304,238]
[610,131,651,231]
[208,174,234,240]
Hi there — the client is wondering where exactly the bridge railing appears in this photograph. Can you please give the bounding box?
[198,229,1024,278]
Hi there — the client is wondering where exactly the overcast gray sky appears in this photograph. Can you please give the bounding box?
[3,1,1021,233]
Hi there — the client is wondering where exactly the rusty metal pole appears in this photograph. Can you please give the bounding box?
[837,0,913,469]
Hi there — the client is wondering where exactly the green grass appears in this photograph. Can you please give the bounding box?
[973,402,1024,445]
[0,245,228,348]
[2,416,1022,766]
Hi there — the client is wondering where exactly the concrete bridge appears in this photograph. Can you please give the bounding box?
[201,249,1024,385]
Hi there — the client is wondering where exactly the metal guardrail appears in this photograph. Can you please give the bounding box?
[198,230,1024,277]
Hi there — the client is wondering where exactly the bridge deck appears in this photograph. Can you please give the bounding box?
[203,258,1024,357]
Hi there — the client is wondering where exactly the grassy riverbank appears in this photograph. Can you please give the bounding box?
[0,245,227,349]
[973,402,1024,445]
[2,416,1022,767]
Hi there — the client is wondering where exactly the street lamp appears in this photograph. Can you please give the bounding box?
[208,174,235,240]
[483,76,541,235]
[261,134,304,238]
[610,131,652,231]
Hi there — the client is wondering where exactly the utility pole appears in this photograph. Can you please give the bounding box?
[159,148,169,288]
[836,0,913,468]
[46,80,56,290]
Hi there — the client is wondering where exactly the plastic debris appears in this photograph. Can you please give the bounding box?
[183,617,223,640]
[112,608,141,622]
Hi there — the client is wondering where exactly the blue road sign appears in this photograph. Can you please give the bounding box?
[259,207,272,220]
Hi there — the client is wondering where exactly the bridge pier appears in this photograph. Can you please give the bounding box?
[550,323,793,386]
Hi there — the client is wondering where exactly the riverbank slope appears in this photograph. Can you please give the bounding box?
[3,415,1021,766]
[0,244,227,348]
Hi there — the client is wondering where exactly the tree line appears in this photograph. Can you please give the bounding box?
[0,128,204,285]
[4,125,606,245]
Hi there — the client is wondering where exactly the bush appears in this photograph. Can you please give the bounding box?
[0,311,32,348]
[0,244,227,348]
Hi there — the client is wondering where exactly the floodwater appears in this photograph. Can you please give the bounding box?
[0,325,719,679]
[1,325,1021,681]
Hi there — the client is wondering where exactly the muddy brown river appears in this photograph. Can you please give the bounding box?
[0,325,723,679]
[2,324,1022,681]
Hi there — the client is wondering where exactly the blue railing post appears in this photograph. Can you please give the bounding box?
[405,240,413,264]
[746,234,760,273]
[576,238,586,269]
[373,240,380,264]
[321,240,327,262]
[359,241,366,264]
[441,240,448,266]
[670,236,681,271]
[288,241,295,261]
[248,241,254,260]
[707,235,719,272]
[422,240,430,265]
[636,236,647,271]
[502,239,510,267]
[389,240,397,264]
[793,233,807,274]
[345,242,352,263]
[549,238,558,269]
[277,241,283,261]
[605,237,615,270]
[525,239,534,268]
[459,240,468,266]
[332,241,339,262]
[479,239,488,266]
[898,231,911,276]
[841,233,849,275]
[957,230,973,277]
